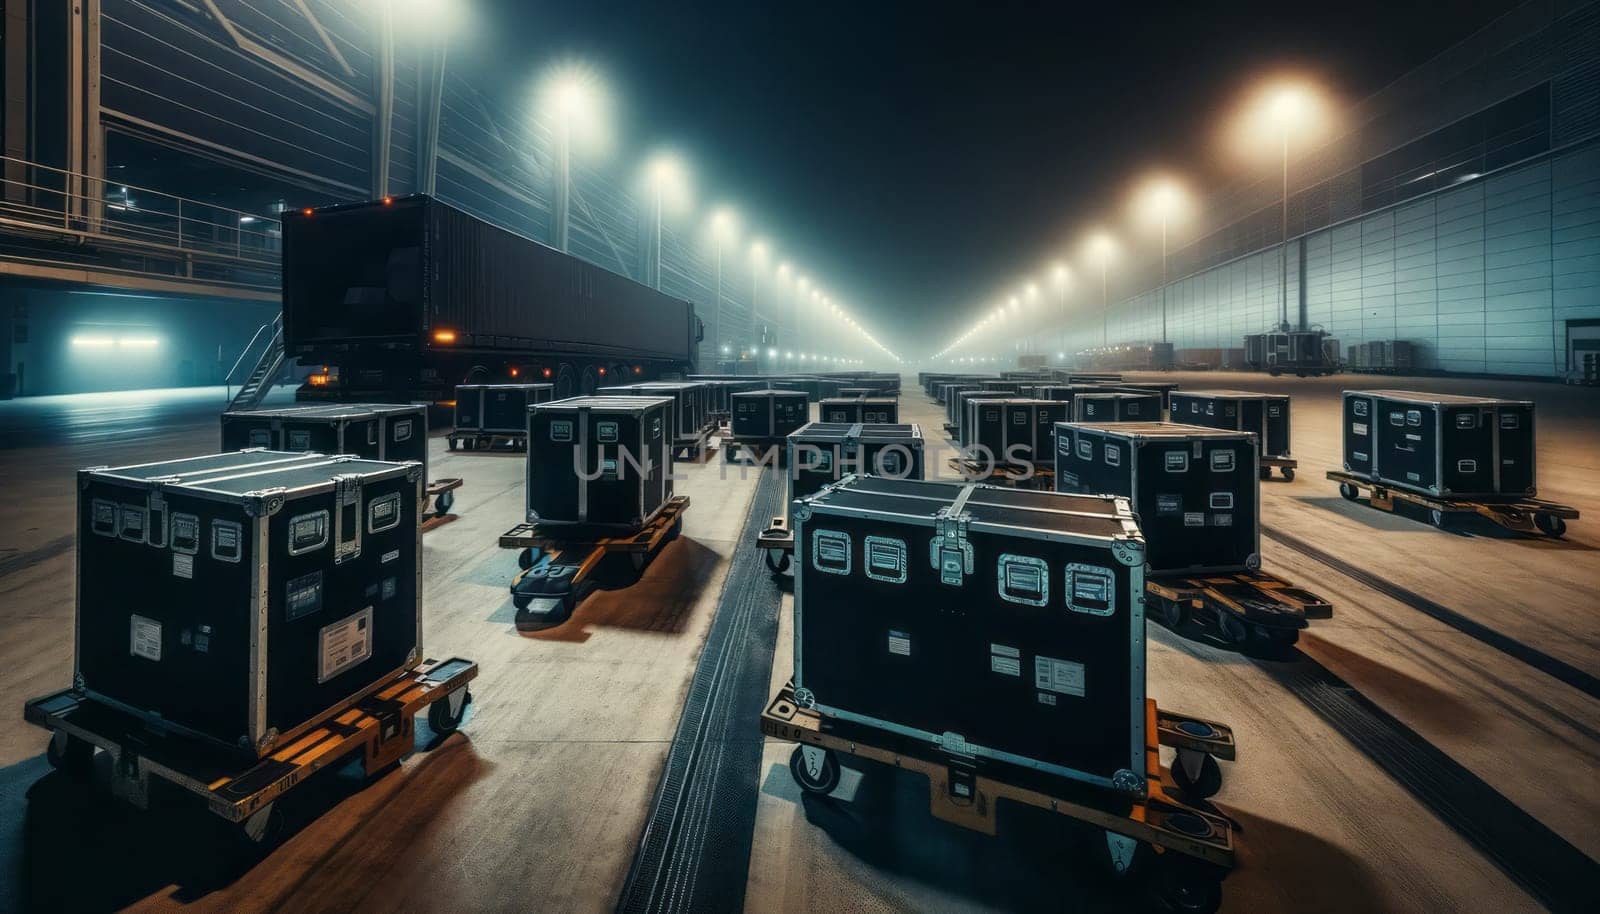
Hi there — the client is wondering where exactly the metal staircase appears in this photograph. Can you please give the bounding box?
[226,313,287,412]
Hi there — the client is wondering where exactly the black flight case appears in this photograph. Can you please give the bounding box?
[76,450,425,757]
[731,389,811,441]
[787,422,925,505]
[526,396,675,531]
[819,396,898,424]
[791,475,1149,795]
[1341,390,1535,499]
[454,382,555,436]
[1054,422,1259,577]
[221,403,428,478]
[1072,391,1162,423]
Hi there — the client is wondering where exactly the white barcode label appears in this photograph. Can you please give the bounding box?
[130,614,162,661]
[318,607,373,683]
[1033,656,1085,697]
[888,630,912,656]
[173,553,194,579]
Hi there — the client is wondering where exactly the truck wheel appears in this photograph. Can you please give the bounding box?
[1535,513,1567,538]
[789,744,840,795]
[46,732,95,777]
[1339,482,1360,501]
[1170,750,1222,799]
[428,688,470,735]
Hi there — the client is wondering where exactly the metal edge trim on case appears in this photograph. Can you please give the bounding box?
[249,510,270,749]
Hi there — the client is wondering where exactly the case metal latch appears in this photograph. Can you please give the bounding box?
[929,507,974,586]
[333,474,363,563]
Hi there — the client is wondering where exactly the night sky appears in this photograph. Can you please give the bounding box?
[458,0,1523,355]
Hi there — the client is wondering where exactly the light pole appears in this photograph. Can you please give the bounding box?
[710,207,738,368]
[1135,177,1187,345]
[1252,82,1326,331]
[1050,262,1070,363]
[541,69,603,254]
[1086,233,1116,349]
[749,239,769,368]
[643,153,687,290]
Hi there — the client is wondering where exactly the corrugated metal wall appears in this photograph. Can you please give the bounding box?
[1052,142,1600,377]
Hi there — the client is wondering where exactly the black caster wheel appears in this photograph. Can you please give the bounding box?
[1258,467,1272,481]
[765,550,791,574]
[1170,750,1223,799]
[434,490,454,515]
[1430,508,1450,530]
[788,744,840,795]
[1152,856,1224,914]
[428,688,470,735]
[1280,467,1295,481]
[1339,482,1360,501]
[629,551,648,573]
[234,802,287,857]
[1535,513,1567,538]
[1158,596,1189,629]
[1218,613,1249,647]
[46,731,94,777]
[448,439,458,451]
[517,548,538,571]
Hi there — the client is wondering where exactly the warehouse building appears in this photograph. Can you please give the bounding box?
[1047,0,1600,379]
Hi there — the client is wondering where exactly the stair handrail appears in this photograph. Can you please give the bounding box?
[224,313,283,402]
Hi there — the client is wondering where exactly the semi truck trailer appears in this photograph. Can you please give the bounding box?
[282,195,703,404]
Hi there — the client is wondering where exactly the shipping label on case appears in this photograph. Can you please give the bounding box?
[990,644,1022,676]
[173,552,194,579]
[1033,656,1085,698]
[1156,494,1183,516]
[318,607,373,683]
[1184,512,1205,527]
[129,614,162,662]
[887,629,912,656]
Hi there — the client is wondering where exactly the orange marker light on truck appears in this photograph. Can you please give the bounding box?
[433,329,456,344]
[542,368,553,378]
[510,366,520,377]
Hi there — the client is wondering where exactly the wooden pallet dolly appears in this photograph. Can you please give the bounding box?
[945,457,1054,490]
[25,657,477,854]
[763,681,1239,913]
[500,495,690,628]
[1146,569,1333,649]
[1258,455,1298,481]
[425,477,464,518]
[1327,470,1578,537]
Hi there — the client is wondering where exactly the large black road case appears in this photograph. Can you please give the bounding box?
[1055,422,1259,576]
[788,422,925,504]
[527,396,674,530]
[221,403,428,479]
[77,451,424,757]
[600,382,709,445]
[820,396,898,424]
[731,389,810,440]
[454,383,555,434]
[1073,391,1162,423]
[792,475,1149,794]
[959,398,1069,463]
[1107,381,1180,411]
[943,385,983,425]
[1341,390,1535,498]
[1170,390,1292,459]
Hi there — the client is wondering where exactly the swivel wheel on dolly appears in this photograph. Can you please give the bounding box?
[788,744,840,795]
